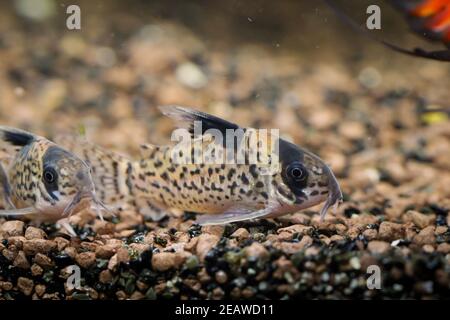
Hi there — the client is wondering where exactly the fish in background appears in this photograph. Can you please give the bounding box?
[0,127,108,236]
[57,106,343,225]
[325,0,450,61]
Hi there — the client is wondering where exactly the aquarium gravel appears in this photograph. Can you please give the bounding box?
[0,1,449,300]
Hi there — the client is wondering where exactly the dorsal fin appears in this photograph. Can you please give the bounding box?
[0,126,35,146]
[159,105,241,137]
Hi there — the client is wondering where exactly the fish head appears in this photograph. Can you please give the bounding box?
[275,139,343,219]
[37,144,96,213]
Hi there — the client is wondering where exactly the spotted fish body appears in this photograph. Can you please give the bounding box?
[0,127,105,234]
[59,107,342,225]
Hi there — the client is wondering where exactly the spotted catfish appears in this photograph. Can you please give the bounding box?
[58,106,343,225]
[0,126,108,235]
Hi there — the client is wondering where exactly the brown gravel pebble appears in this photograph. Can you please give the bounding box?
[24,226,47,240]
[23,239,57,255]
[413,226,436,245]
[13,251,30,269]
[244,242,269,260]
[230,228,250,241]
[215,270,228,284]
[99,270,113,284]
[151,252,178,271]
[17,277,34,296]
[367,241,391,254]
[31,264,44,277]
[378,221,405,241]
[75,252,97,269]
[405,210,436,229]
[95,244,117,259]
[35,284,46,297]
[0,220,25,238]
[33,253,54,269]
[196,234,220,262]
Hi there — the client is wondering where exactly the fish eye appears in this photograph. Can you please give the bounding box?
[287,163,308,182]
[43,167,57,184]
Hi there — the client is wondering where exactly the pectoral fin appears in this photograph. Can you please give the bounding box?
[196,202,279,225]
[0,207,39,216]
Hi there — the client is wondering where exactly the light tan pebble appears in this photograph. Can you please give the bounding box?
[405,210,436,229]
[201,225,225,238]
[17,277,34,296]
[350,213,378,227]
[265,234,279,243]
[378,221,405,241]
[277,224,313,236]
[92,220,115,234]
[95,244,117,259]
[54,237,70,251]
[196,234,220,262]
[75,252,96,269]
[385,207,403,221]
[7,236,26,249]
[436,242,450,254]
[277,213,311,225]
[0,281,13,291]
[31,264,44,276]
[35,284,46,297]
[413,226,436,245]
[23,239,57,255]
[13,251,30,269]
[347,226,362,240]
[107,247,130,270]
[24,227,47,240]
[64,246,78,259]
[230,228,250,241]
[115,290,127,300]
[0,221,25,237]
[330,235,345,242]
[212,287,225,300]
[422,244,435,253]
[363,229,378,241]
[2,248,17,261]
[277,231,293,241]
[119,229,136,238]
[339,121,366,140]
[105,239,124,249]
[435,226,448,235]
[99,270,113,284]
[215,270,228,284]
[367,241,391,254]
[335,224,347,235]
[80,242,98,252]
[33,253,54,269]
[244,242,269,260]
[319,235,330,245]
[151,252,177,272]
[278,236,313,254]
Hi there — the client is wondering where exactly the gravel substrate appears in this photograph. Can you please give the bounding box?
[0,1,449,300]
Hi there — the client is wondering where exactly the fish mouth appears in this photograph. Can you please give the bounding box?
[319,164,343,221]
[62,189,112,221]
